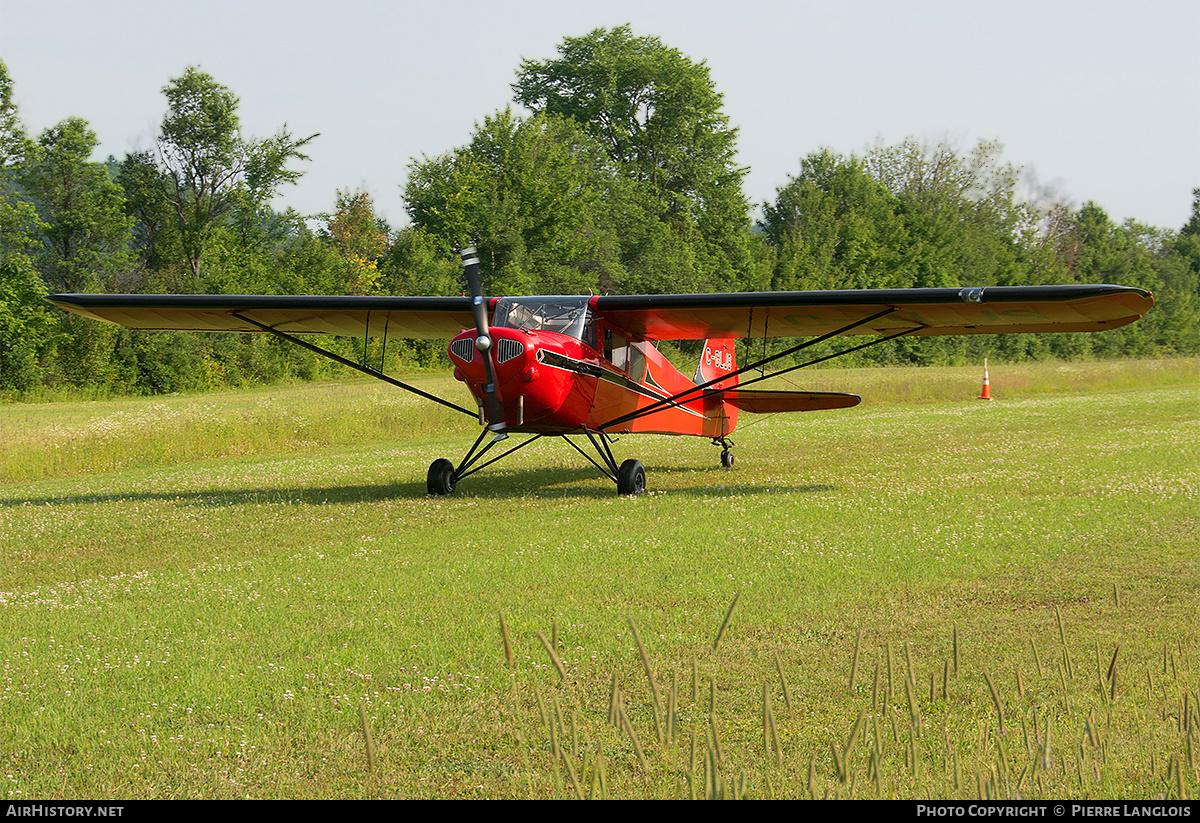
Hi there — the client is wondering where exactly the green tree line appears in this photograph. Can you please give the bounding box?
[1,27,1196,397]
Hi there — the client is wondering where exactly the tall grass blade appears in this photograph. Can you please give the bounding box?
[775,651,794,715]
[762,683,771,758]
[886,643,895,706]
[706,736,718,799]
[831,739,846,783]
[358,702,376,774]
[708,695,725,765]
[667,671,677,746]
[1107,645,1120,698]
[608,673,619,726]
[617,699,649,771]
[537,630,566,681]
[627,615,662,714]
[983,670,1005,735]
[762,683,782,766]
[1040,713,1053,771]
[560,745,582,799]
[953,624,960,676]
[713,592,740,651]
[499,611,514,669]
[849,628,862,692]
[845,708,866,767]
[904,675,920,730]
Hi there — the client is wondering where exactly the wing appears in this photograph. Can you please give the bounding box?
[592,284,1153,341]
[47,284,1153,343]
[45,294,477,339]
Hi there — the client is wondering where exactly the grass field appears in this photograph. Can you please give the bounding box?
[1,358,1197,799]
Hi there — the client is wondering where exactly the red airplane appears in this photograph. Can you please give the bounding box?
[47,248,1153,495]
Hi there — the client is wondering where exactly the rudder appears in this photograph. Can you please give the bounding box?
[694,339,738,388]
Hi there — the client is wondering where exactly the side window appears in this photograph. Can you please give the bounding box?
[626,342,646,381]
[603,328,645,379]
[603,328,628,370]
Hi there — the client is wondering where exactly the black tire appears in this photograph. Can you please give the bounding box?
[720,449,735,469]
[617,459,646,495]
[427,458,456,496]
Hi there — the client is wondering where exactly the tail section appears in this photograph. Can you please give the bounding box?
[695,339,738,437]
[694,339,738,388]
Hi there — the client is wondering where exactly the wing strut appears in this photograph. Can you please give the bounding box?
[600,306,906,430]
[229,311,478,418]
[725,324,922,394]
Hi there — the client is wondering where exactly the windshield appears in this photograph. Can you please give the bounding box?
[494,297,595,344]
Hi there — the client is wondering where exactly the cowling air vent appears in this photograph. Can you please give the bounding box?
[450,338,475,362]
[496,338,525,364]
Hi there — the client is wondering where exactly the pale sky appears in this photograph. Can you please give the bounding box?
[1,0,1196,231]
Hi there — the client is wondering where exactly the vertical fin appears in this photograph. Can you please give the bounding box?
[695,339,739,438]
[693,339,738,388]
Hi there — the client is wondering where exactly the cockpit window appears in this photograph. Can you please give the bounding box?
[494,297,595,346]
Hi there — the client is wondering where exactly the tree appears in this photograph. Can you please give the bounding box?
[321,190,391,294]
[1054,202,1198,356]
[0,59,50,391]
[19,117,133,293]
[116,151,182,277]
[862,138,1035,288]
[761,150,908,291]
[0,59,33,168]
[382,226,460,297]
[514,26,738,203]
[513,26,757,292]
[405,109,623,295]
[1174,188,1200,282]
[157,67,316,280]
[0,186,49,392]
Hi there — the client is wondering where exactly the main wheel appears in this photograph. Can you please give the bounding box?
[617,459,646,496]
[720,449,735,469]
[427,458,456,496]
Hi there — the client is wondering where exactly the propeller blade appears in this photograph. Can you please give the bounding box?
[460,247,507,438]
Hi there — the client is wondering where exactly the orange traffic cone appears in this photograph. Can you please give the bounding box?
[978,358,993,400]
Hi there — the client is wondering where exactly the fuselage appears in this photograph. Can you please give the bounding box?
[447,296,737,438]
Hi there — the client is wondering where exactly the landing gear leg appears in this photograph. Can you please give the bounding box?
[566,431,647,496]
[715,437,735,469]
[431,428,646,496]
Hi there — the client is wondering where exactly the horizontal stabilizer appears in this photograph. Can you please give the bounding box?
[715,389,861,413]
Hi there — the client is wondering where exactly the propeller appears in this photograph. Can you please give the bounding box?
[460,247,507,440]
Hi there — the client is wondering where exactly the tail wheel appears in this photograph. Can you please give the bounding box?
[720,449,735,469]
[617,459,646,496]
[427,458,456,496]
